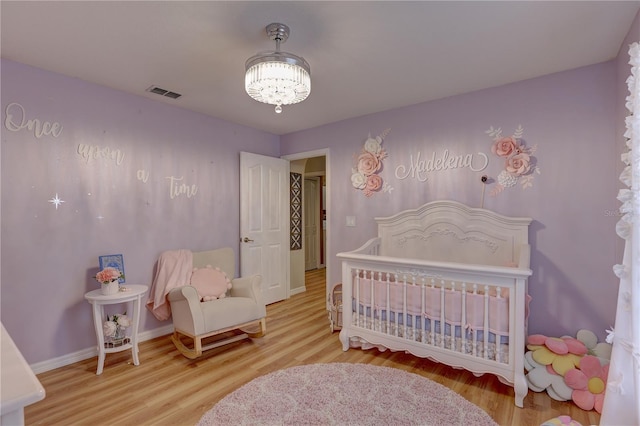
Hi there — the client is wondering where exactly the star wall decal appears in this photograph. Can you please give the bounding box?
[48,193,65,209]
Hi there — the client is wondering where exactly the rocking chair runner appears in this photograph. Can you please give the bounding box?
[166,248,266,359]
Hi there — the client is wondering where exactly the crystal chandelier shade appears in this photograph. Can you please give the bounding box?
[245,23,311,113]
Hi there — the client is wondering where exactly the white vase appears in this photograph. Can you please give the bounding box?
[101,280,119,295]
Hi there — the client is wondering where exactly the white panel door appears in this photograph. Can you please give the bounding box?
[240,152,290,305]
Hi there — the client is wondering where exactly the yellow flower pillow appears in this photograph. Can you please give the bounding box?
[190,265,232,301]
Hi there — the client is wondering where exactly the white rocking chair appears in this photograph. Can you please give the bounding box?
[167,248,266,359]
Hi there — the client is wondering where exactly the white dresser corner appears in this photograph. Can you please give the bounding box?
[1,323,45,426]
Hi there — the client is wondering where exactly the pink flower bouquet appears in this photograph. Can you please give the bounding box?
[95,267,124,284]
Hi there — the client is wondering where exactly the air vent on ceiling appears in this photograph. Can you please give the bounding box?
[146,85,182,99]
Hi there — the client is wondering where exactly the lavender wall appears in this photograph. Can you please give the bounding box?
[0,59,279,364]
[281,61,620,341]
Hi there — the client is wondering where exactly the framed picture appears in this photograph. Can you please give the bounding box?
[98,254,125,284]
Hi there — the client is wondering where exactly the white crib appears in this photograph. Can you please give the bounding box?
[337,200,532,407]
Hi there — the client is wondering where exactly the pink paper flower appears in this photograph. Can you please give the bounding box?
[491,136,518,157]
[505,152,531,176]
[357,151,381,176]
[365,174,383,195]
[564,355,609,413]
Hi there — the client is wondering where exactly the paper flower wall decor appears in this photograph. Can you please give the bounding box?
[351,129,391,197]
[486,125,540,196]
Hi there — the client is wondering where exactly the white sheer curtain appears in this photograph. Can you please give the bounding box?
[600,42,640,426]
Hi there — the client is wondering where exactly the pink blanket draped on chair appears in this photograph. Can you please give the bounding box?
[146,249,193,320]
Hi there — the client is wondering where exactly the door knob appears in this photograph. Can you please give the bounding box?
[242,237,254,243]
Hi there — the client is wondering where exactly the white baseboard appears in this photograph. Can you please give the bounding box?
[30,324,174,374]
[290,286,306,296]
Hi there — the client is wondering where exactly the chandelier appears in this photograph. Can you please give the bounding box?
[245,23,311,114]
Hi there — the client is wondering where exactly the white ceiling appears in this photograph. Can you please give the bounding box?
[2,1,639,135]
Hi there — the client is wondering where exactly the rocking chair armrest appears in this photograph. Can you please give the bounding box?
[230,274,263,304]
[167,285,201,305]
[167,285,205,334]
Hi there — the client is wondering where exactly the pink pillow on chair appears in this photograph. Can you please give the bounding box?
[190,266,232,301]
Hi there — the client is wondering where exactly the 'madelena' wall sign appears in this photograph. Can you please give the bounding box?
[350,125,539,197]
[395,149,488,182]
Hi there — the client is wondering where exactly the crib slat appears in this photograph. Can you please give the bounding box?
[472,283,478,357]
[369,270,374,331]
[440,280,445,348]
[386,273,391,335]
[421,277,426,344]
[483,285,489,359]
[355,269,361,328]
[495,286,501,363]
[450,281,455,349]
[430,278,435,345]
[401,274,407,339]
[461,282,467,353]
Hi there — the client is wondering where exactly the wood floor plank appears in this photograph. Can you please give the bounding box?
[25,268,599,425]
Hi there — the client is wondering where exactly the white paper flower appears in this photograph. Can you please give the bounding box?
[616,216,632,240]
[613,264,628,279]
[620,151,631,165]
[617,188,632,203]
[116,315,131,328]
[619,165,632,187]
[103,320,117,337]
[363,136,382,155]
[605,328,615,345]
[497,170,518,188]
[351,172,367,189]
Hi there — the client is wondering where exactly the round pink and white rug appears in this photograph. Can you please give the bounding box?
[198,363,497,426]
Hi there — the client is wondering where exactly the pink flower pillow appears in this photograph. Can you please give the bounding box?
[190,265,232,301]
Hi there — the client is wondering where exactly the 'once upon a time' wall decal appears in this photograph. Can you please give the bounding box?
[166,176,198,199]
[77,143,125,165]
[4,102,63,139]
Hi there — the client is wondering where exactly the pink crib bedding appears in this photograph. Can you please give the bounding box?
[352,274,510,338]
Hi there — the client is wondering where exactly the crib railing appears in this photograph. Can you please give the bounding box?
[351,269,511,363]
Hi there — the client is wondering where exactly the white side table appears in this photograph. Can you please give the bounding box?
[84,285,148,375]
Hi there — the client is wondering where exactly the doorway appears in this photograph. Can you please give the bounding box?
[282,149,329,305]
[304,177,321,271]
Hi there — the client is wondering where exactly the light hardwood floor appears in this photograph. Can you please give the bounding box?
[26,269,600,425]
